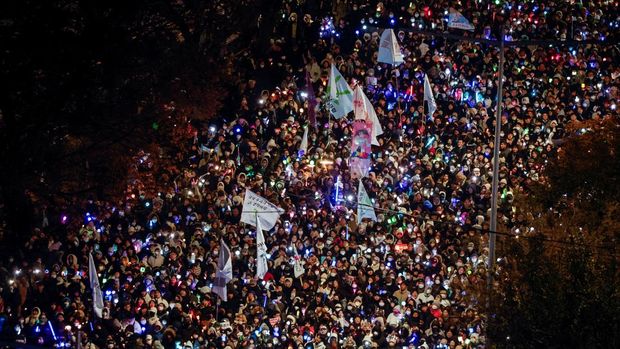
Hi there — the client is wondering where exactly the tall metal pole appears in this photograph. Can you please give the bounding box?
[488,26,505,298]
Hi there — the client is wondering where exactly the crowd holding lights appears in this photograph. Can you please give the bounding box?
[0,0,618,348]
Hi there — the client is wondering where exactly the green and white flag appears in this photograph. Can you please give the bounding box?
[327,64,354,119]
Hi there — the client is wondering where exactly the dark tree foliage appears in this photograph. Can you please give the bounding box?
[488,118,620,348]
[0,0,256,236]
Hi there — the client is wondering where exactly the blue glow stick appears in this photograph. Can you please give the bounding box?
[48,321,56,341]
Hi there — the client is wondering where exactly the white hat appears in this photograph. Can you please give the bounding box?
[220,318,233,330]
[267,139,278,150]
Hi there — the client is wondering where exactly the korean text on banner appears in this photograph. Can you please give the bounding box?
[240,190,284,231]
[326,64,354,119]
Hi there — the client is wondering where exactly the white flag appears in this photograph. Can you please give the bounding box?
[327,64,354,119]
[213,239,233,301]
[353,85,383,146]
[357,181,377,224]
[256,215,269,279]
[292,245,305,278]
[448,8,475,31]
[240,190,284,231]
[424,74,437,120]
[298,126,309,157]
[378,29,404,66]
[88,253,104,318]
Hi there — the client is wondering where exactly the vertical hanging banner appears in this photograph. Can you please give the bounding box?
[353,85,383,146]
[256,214,268,279]
[350,120,373,178]
[298,125,309,157]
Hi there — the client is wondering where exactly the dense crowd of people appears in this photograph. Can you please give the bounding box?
[1,1,618,348]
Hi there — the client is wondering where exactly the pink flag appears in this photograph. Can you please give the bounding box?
[350,120,373,178]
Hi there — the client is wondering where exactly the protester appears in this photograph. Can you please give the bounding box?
[0,1,618,348]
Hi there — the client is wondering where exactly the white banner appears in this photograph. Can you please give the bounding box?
[299,125,309,157]
[240,190,284,231]
[357,181,377,224]
[213,239,233,301]
[293,246,305,278]
[256,215,268,279]
[353,85,383,146]
[378,29,404,66]
[88,253,104,318]
[424,74,437,120]
[448,8,475,31]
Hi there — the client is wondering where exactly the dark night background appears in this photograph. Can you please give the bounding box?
[0,0,270,240]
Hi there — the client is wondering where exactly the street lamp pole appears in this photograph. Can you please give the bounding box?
[488,25,505,301]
